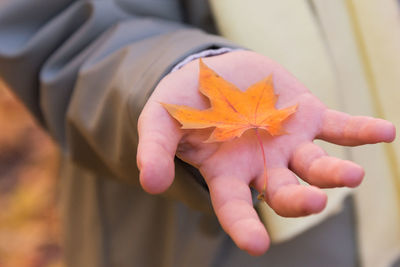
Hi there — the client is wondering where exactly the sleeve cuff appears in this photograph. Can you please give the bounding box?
[170,47,239,72]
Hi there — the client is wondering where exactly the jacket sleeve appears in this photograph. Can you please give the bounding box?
[0,0,236,213]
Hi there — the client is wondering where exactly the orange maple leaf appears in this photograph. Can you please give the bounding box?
[162,59,297,143]
[162,59,297,199]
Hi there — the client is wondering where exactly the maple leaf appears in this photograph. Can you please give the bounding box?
[162,59,297,143]
[162,60,298,200]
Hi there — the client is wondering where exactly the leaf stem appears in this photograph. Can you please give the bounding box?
[255,128,267,201]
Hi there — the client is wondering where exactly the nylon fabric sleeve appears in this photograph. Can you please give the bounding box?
[0,0,238,213]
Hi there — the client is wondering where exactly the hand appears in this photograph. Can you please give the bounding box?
[136,51,395,255]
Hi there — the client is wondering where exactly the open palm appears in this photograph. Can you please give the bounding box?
[137,51,395,255]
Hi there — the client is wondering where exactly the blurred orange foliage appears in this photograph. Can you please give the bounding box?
[0,82,63,267]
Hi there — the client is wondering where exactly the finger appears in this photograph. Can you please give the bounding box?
[137,103,182,194]
[317,109,395,146]
[290,142,364,188]
[254,168,327,217]
[207,175,270,256]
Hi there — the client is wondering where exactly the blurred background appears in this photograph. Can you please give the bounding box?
[0,82,63,267]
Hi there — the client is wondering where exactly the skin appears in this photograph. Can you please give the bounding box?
[136,50,396,256]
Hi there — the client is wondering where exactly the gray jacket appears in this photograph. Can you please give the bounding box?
[0,1,358,266]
